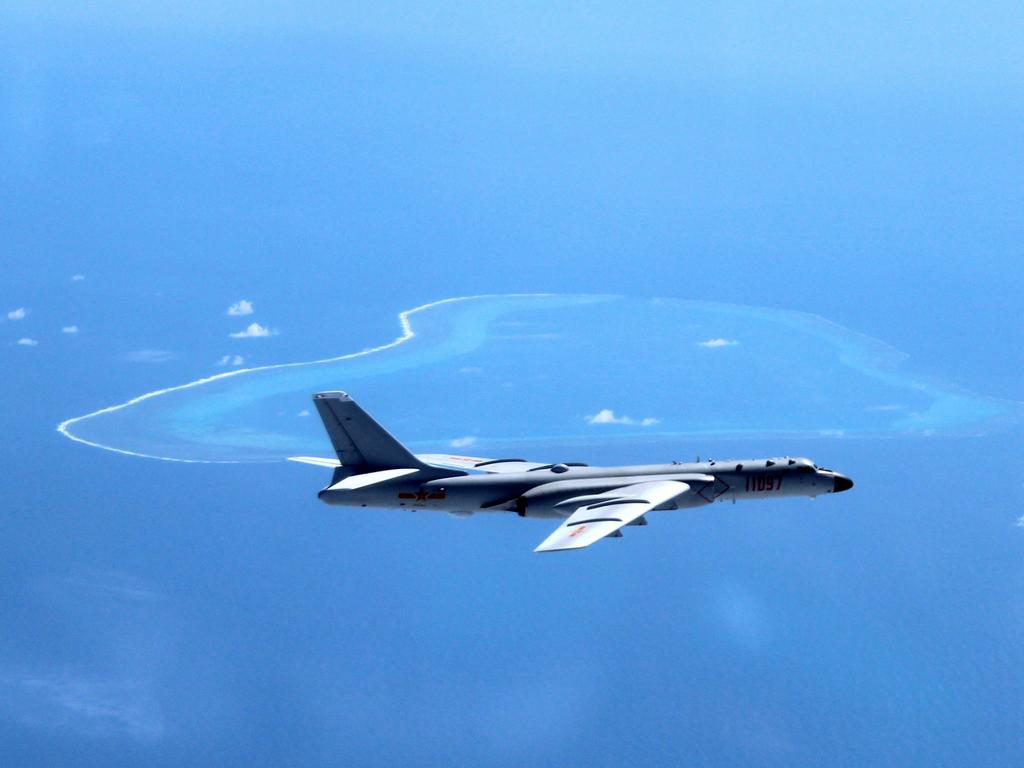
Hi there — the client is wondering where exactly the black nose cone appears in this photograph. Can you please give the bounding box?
[833,475,854,493]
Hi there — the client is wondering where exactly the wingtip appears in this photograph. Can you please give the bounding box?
[533,542,585,553]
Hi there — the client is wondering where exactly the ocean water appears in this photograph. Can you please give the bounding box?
[59,295,1017,462]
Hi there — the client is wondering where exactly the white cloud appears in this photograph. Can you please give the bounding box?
[818,429,846,437]
[226,299,254,317]
[297,409,310,417]
[216,354,245,366]
[585,409,659,427]
[71,274,86,281]
[229,322,275,338]
[450,436,478,448]
[587,409,625,424]
[1016,515,1024,528]
[62,325,79,334]
[865,404,904,412]
[697,338,738,348]
[16,337,39,347]
[125,349,175,363]
[7,308,27,320]
[458,366,483,374]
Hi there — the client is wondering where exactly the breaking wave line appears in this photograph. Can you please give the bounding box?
[56,294,554,463]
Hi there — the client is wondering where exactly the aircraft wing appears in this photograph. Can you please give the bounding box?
[534,480,692,553]
[416,454,551,473]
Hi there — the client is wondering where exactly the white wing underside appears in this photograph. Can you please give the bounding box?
[534,480,694,553]
[415,454,552,473]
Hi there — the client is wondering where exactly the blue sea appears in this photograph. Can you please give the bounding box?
[2,5,1023,767]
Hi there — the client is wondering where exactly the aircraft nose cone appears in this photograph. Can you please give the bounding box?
[833,475,854,493]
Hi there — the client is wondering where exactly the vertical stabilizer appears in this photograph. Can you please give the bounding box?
[312,392,429,472]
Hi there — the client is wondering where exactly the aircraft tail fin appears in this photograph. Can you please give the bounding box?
[312,392,433,473]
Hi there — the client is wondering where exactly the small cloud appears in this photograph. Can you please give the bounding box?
[216,354,245,366]
[588,409,625,425]
[16,337,39,347]
[125,349,175,363]
[226,299,254,317]
[7,308,27,320]
[818,429,846,437]
[697,338,738,348]
[450,436,478,448]
[71,274,86,281]
[586,409,659,427]
[458,366,483,374]
[229,322,275,339]
[865,404,904,412]
[297,410,310,417]
[61,325,79,334]
[1016,515,1024,528]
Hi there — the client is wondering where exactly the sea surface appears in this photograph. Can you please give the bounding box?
[59,294,1017,462]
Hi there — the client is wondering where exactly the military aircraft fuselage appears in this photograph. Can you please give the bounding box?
[318,456,852,519]
[300,391,854,551]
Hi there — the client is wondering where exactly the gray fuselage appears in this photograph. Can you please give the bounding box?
[318,456,852,519]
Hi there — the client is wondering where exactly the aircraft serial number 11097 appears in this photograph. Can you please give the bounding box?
[290,392,854,553]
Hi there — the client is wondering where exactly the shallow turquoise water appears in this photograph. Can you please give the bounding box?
[61,294,1018,462]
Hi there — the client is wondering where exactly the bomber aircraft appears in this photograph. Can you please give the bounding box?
[291,392,854,552]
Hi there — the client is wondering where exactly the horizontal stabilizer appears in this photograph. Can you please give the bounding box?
[288,456,342,468]
[327,467,421,491]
